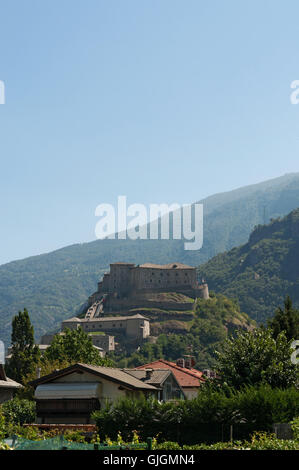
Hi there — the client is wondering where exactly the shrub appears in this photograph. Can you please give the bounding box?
[155,441,182,450]
[291,417,299,440]
[92,385,299,445]
[1,398,36,425]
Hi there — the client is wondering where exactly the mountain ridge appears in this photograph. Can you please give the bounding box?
[1,172,299,345]
[197,207,299,324]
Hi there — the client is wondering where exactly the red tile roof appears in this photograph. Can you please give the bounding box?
[135,359,205,388]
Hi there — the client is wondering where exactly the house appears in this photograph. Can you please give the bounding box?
[29,363,159,424]
[136,358,205,399]
[124,368,186,401]
[0,364,23,404]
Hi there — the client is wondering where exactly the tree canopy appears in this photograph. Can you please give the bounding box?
[5,308,40,383]
[268,296,299,341]
[215,328,298,389]
[43,327,114,367]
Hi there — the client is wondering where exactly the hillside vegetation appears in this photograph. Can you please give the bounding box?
[1,173,299,345]
[197,208,299,324]
[111,293,255,369]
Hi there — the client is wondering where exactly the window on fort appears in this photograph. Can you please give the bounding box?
[113,324,115,327]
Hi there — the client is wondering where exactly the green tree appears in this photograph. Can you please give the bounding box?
[43,327,114,367]
[5,309,40,383]
[268,296,299,341]
[215,328,298,389]
[1,397,36,425]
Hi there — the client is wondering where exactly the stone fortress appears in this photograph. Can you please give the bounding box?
[59,262,209,354]
[90,262,209,301]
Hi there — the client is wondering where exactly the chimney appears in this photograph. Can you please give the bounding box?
[183,355,195,369]
[36,367,41,379]
[145,368,153,380]
[176,358,185,368]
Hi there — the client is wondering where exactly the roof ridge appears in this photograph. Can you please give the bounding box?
[160,359,202,377]
[137,359,204,380]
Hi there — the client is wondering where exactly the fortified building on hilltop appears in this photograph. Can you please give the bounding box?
[89,262,209,303]
[59,262,209,348]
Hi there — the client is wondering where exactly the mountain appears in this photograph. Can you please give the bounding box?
[197,208,299,324]
[1,172,299,345]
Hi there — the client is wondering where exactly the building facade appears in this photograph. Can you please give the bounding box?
[90,262,209,301]
[61,313,150,340]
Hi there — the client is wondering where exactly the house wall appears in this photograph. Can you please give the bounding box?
[0,388,14,404]
[161,375,185,401]
[182,387,199,400]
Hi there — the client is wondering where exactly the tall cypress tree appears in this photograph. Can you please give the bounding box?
[268,296,299,341]
[5,308,40,383]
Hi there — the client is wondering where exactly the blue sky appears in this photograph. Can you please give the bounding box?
[0,0,299,265]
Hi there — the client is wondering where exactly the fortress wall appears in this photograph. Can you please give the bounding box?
[109,264,135,294]
[107,297,194,312]
[131,267,196,290]
[64,316,150,340]
[88,334,115,351]
[102,274,110,292]
[126,317,149,338]
[92,264,208,302]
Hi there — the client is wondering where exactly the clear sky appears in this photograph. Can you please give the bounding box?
[0,0,299,265]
